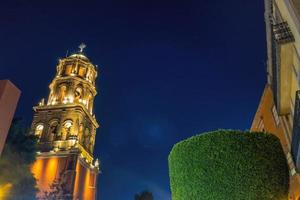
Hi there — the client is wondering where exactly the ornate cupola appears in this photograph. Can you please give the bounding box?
[48,44,98,115]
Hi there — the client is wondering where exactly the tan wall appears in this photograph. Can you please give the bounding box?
[292,0,300,17]
[0,80,20,155]
[251,85,300,199]
[251,85,288,148]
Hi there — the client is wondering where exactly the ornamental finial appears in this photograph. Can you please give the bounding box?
[79,43,86,53]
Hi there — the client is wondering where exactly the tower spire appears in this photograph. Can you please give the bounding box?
[78,43,86,53]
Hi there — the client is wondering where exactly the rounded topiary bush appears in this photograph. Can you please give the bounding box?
[168,130,289,200]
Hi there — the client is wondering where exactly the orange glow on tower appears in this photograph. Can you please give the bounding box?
[31,157,60,195]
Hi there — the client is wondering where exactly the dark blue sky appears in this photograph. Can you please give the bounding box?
[0,0,266,199]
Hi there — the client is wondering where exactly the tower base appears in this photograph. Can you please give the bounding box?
[31,151,99,200]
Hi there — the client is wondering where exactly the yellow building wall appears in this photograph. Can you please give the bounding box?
[251,85,300,199]
[275,0,300,56]
[291,46,300,110]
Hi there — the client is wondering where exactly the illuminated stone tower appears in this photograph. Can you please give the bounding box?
[30,44,100,200]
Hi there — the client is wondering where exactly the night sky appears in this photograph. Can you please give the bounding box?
[0,0,266,199]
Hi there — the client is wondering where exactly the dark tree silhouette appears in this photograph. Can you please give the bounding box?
[134,191,154,200]
[0,118,39,200]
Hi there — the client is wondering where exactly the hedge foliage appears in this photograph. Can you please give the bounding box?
[168,130,289,200]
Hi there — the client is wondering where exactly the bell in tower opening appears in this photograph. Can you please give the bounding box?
[30,44,100,200]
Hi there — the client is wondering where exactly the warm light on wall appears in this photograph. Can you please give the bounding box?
[31,157,60,197]
[73,161,96,200]
[68,96,74,103]
[35,124,44,136]
[51,98,57,105]
[0,183,12,200]
[62,96,75,104]
[38,98,45,106]
[94,159,99,168]
[84,169,92,200]
[64,121,72,128]
[63,98,68,104]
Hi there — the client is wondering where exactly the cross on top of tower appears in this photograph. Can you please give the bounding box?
[79,43,86,53]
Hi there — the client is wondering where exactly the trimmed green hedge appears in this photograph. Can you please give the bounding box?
[168,130,289,200]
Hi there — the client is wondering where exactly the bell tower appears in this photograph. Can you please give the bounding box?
[31,44,100,200]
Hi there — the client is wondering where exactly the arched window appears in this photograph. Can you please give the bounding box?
[65,65,73,75]
[48,121,59,141]
[61,120,73,140]
[78,67,86,78]
[35,124,44,137]
[75,86,83,102]
[71,65,78,74]
[64,120,73,129]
